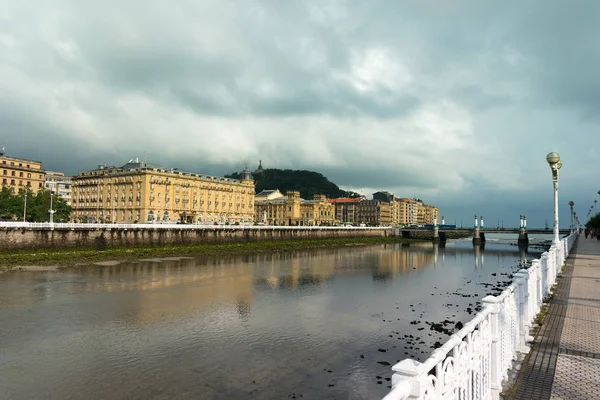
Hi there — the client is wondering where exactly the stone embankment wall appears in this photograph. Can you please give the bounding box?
[0,227,391,251]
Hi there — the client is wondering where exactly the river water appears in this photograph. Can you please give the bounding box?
[0,235,551,400]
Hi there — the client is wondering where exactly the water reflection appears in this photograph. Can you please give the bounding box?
[0,239,548,400]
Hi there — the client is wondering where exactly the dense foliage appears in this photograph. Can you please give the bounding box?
[226,168,362,199]
[0,187,72,222]
[586,213,600,229]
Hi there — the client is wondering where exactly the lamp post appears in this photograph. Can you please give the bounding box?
[595,199,598,215]
[569,201,574,233]
[546,152,562,245]
[49,190,55,224]
[23,193,27,222]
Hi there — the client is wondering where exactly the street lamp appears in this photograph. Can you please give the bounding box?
[546,152,562,245]
[595,199,598,215]
[49,190,55,224]
[569,201,574,233]
[23,193,27,222]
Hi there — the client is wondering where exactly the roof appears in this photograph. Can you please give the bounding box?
[328,197,362,204]
[0,154,43,165]
[256,190,278,196]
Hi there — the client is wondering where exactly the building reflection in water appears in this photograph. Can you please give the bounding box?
[9,242,541,326]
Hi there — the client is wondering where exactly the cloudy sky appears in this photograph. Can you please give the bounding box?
[1,0,598,227]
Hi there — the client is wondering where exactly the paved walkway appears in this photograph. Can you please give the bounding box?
[513,235,600,399]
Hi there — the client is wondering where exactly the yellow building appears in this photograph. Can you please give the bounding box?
[0,150,46,193]
[254,190,336,226]
[71,160,255,224]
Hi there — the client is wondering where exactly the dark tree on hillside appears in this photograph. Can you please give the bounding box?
[225,168,360,199]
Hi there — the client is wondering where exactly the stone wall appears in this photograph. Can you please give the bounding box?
[0,227,390,251]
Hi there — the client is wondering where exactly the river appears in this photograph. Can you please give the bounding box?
[0,235,552,399]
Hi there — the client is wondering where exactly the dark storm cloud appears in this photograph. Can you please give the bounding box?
[1,0,599,227]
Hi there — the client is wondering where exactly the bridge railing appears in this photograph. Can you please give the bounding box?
[0,222,389,231]
[382,233,577,400]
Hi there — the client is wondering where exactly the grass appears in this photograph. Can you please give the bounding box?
[0,236,428,270]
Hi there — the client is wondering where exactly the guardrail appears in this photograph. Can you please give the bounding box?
[382,233,577,400]
[0,222,389,231]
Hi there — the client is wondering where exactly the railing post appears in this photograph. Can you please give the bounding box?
[541,252,549,298]
[514,269,531,351]
[482,296,501,400]
[390,359,427,399]
[531,259,542,315]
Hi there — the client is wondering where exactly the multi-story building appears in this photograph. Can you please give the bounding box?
[396,198,419,226]
[328,197,362,225]
[357,200,392,226]
[0,149,46,193]
[71,160,255,224]
[45,171,72,206]
[374,191,401,226]
[254,190,336,226]
[421,203,440,225]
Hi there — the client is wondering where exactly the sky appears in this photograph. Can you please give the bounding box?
[1,0,599,228]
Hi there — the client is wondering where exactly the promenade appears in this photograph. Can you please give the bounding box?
[514,235,600,399]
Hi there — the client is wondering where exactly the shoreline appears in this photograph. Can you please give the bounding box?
[0,236,439,273]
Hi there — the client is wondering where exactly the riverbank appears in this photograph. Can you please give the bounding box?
[0,236,431,272]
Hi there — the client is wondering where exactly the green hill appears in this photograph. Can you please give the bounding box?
[225,168,360,199]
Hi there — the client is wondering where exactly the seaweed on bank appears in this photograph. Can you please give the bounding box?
[0,236,426,270]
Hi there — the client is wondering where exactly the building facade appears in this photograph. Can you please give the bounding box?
[254,190,336,226]
[357,200,392,226]
[329,197,362,225]
[0,150,46,194]
[45,171,72,206]
[71,161,255,224]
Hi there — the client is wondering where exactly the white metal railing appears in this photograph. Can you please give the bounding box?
[0,221,390,231]
[383,233,577,400]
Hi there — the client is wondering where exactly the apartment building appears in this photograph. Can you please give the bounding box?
[71,160,255,223]
[0,149,46,193]
[45,171,72,206]
[357,200,392,226]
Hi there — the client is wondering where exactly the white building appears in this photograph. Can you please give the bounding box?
[45,171,72,206]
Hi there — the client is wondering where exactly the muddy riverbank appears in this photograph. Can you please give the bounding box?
[0,236,437,272]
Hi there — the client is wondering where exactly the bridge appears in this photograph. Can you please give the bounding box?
[397,214,573,246]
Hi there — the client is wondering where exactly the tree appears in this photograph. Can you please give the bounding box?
[225,168,360,199]
[586,213,600,230]
[29,189,72,222]
[0,187,19,220]
[0,187,71,222]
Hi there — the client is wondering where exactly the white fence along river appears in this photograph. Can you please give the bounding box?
[0,222,388,231]
[382,233,577,400]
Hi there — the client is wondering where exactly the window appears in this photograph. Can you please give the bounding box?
[2,170,5,175]
[19,172,23,177]
[11,171,15,176]
[27,173,31,178]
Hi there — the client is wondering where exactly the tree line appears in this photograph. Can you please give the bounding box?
[0,187,72,222]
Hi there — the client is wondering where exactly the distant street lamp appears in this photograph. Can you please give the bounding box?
[23,193,27,222]
[49,190,55,224]
[546,152,562,245]
[569,201,574,233]
[595,199,598,215]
